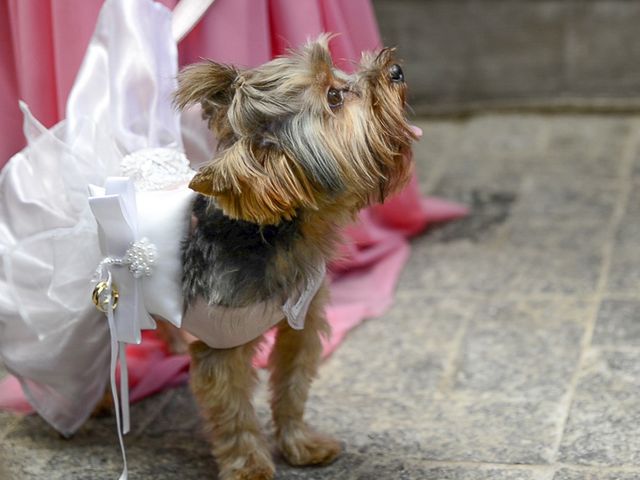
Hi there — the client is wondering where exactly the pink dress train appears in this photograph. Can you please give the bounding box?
[0,0,467,414]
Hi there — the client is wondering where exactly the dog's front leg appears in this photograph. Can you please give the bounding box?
[190,339,275,480]
[268,283,342,466]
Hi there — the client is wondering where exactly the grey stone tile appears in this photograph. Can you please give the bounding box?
[593,299,640,347]
[430,118,628,200]
[457,115,549,158]
[131,386,203,440]
[422,190,516,244]
[416,115,550,198]
[3,390,218,479]
[1,388,212,479]
[523,151,626,182]
[0,444,56,480]
[381,293,472,345]
[401,172,613,296]
[432,173,616,250]
[607,249,640,294]
[314,391,407,442]
[613,211,640,247]
[607,183,640,293]
[432,174,521,215]
[5,412,80,446]
[314,294,470,397]
[45,443,216,480]
[399,239,601,296]
[615,180,640,224]
[632,147,640,178]
[413,119,465,194]
[43,444,138,480]
[5,390,182,447]
[503,218,608,252]
[431,398,560,463]
[499,176,615,264]
[453,299,589,399]
[355,460,545,480]
[413,120,466,162]
[305,393,562,465]
[410,398,562,464]
[544,117,630,180]
[335,292,470,350]
[1,412,102,478]
[275,451,365,480]
[559,349,640,466]
[431,154,524,197]
[510,176,618,222]
[301,396,383,455]
[554,468,640,480]
[320,346,447,400]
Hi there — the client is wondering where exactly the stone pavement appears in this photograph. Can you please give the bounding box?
[2,114,640,479]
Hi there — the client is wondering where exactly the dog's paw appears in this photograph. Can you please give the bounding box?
[225,466,274,480]
[278,426,342,467]
[220,453,275,480]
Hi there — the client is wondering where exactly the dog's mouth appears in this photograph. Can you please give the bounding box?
[409,124,423,139]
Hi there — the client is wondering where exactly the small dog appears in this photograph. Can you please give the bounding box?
[174,35,418,480]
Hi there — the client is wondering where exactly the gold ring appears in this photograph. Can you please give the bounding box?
[92,281,119,312]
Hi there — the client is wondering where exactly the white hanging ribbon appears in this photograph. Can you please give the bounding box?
[89,177,158,480]
[104,272,129,480]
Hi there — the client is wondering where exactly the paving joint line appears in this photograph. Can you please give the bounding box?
[434,306,472,395]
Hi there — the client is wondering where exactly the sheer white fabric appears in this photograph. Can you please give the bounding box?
[0,0,184,436]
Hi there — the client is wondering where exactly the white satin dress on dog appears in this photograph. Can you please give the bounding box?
[0,0,324,461]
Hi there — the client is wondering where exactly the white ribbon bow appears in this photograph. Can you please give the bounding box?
[89,177,158,480]
[89,177,157,343]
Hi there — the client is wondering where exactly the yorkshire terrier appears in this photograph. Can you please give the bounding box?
[174,35,418,480]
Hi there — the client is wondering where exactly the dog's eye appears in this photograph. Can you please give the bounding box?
[389,64,404,83]
[327,88,344,108]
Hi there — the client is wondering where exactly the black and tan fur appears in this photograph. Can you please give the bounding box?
[175,35,417,480]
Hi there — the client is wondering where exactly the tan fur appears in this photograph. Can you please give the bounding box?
[190,339,275,480]
[175,36,416,480]
[189,140,321,224]
[268,283,341,466]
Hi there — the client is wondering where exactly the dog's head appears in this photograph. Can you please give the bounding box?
[175,35,419,225]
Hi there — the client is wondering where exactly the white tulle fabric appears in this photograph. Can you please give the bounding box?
[0,0,185,437]
[0,0,324,450]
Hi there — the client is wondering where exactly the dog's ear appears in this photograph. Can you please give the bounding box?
[189,140,319,224]
[174,61,239,128]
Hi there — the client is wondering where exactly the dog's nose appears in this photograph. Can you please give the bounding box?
[389,64,404,83]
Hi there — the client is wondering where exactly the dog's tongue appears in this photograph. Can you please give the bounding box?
[409,124,423,139]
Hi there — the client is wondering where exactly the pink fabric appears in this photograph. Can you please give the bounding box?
[0,0,103,168]
[0,0,468,415]
[0,0,382,169]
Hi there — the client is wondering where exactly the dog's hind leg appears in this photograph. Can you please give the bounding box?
[190,338,275,480]
[268,283,342,467]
